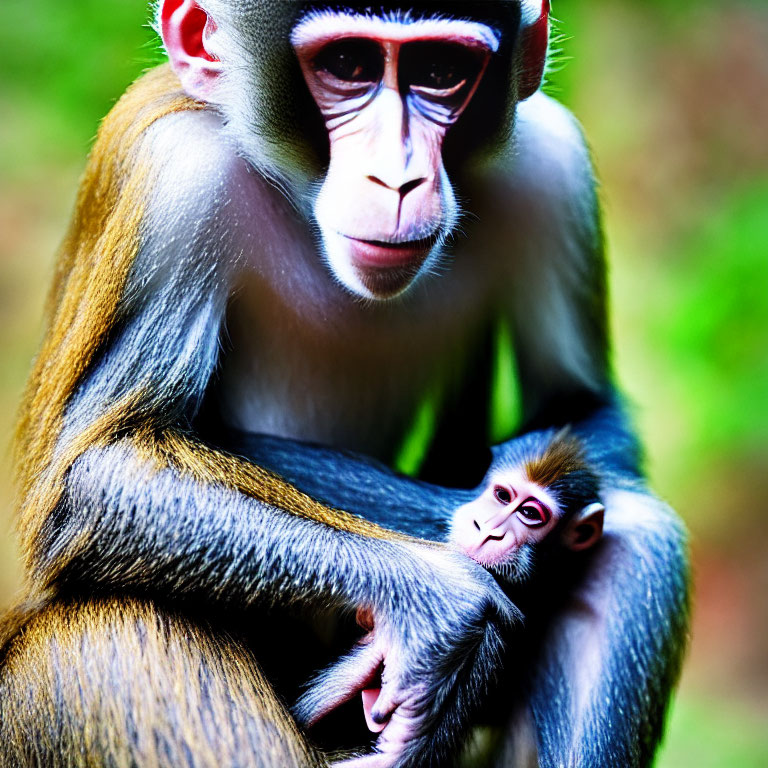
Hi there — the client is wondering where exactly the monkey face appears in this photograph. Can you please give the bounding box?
[160,2,551,301]
[450,469,561,581]
[291,13,499,299]
[450,461,605,585]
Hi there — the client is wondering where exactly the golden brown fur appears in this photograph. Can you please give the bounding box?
[15,67,200,542]
[0,598,323,767]
[2,65,394,767]
[16,64,397,587]
[522,430,588,488]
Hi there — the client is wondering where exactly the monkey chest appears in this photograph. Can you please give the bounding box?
[216,276,492,465]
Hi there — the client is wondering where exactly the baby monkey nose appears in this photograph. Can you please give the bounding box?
[472,517,506,544]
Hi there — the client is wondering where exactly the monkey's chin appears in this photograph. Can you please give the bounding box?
[321,230,435,300]
[353,261,425,299]
[467,544,536,586]
[493,547,535,585]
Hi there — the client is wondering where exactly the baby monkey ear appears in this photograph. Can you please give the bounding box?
[563,502,604,552]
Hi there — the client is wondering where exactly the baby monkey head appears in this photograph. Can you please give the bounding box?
[450,429,604,584]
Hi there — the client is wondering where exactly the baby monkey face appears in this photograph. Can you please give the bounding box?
[449,469,562,571]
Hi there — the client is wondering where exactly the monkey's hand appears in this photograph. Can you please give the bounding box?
[295,545,519,768]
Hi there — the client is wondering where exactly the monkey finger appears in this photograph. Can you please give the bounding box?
[356,606,375,631]
[367,682,400,728]
[375,705,423,750]
[293,641,383,728]
[362,687,386,733]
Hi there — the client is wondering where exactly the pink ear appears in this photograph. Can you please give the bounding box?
[519,0,550,100]
[160,0,223,101]
[564,502,604,553]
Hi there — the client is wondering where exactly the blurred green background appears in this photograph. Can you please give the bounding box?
[0,1,766,765]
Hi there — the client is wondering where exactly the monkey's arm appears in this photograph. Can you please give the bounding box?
[225,431,472,540]
[520,479,688,768]
[39,437,480,618]
[35,435,515,768]
[16,98,514,768]
[486,94,689,767]
[493,405,688,768]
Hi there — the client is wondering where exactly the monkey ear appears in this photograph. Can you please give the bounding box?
[563,502,604,552]
[160,0,223,102]
[518,0,550,100]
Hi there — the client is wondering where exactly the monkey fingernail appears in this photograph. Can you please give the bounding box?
[362,688,387,733]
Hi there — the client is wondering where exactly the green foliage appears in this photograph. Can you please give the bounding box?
[658,695,768,768]
[654,184,768,456]
[0,0,157,169]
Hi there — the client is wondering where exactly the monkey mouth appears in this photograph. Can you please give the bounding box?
[345,236,437,298]
[345,235,438,269]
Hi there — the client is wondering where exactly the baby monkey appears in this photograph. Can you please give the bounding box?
[449,428,605,585]
[355,429,604,735]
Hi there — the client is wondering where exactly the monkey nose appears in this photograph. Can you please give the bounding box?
[367,174,427,199]
[472,518,506,545]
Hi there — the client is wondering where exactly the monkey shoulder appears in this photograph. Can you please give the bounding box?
[512,92,596,203]
[134,107,279,265]
[463,92,602,303]
[142,109,250,213]
[472,92,598,232]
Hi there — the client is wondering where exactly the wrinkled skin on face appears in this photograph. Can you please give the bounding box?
[292,13,499,299]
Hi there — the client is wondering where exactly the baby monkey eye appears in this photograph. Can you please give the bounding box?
[516,500,551,528]
[493,485,513,505]
[313,38,383,83]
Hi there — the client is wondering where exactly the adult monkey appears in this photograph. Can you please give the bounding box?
[0,0,689,766]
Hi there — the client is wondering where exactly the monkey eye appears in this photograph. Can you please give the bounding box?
[400,42,484,98]
[516,499,551,528]
[312,38,383,86]
[493,485,513,505]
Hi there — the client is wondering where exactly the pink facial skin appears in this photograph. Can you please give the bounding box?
[291,14,498,298]
[449,469,561,569]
